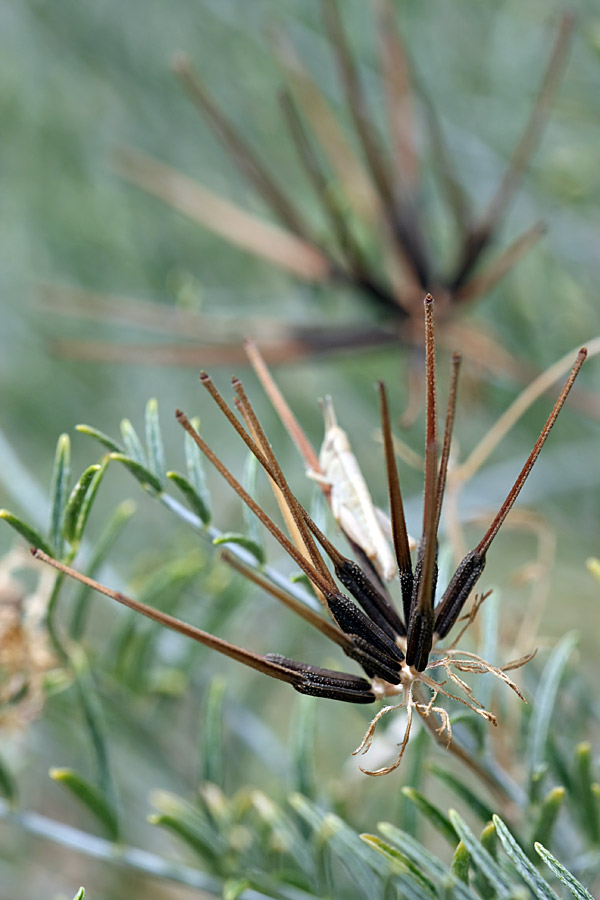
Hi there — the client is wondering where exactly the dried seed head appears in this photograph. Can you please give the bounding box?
[0,547,56,730]
[30,298,587,777]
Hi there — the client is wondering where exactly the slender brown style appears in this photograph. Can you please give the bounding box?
[32,296,586,774]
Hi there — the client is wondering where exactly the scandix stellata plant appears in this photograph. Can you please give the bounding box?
[1,296,599,899]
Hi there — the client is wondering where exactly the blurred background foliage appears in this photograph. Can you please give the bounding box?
[1,0,600,897]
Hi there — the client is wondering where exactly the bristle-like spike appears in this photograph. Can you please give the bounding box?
[435,346,586,639]
[406,441,437,669]
[31,548,302,685]
[244,338,322,475]
[173,53,312,240]
[279,89,369,279]
[450,13,574,289]
[32,547,377,705]
[232,377,334,587]
[320,0,393,207]
[406,296,438,669]
[417,77,471,236]
[434,352,461,535]
[176,410,334,596]
[377,380,412,624]
[200,372,270,472]
[475,347,586,557]
[200,371,334,589]
[375,0,418,191]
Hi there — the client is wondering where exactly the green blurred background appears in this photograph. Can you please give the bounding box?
[1,1,599,897]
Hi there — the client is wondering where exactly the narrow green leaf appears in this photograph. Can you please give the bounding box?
[213,532,265,564]
[448,810,514,899]
[0,754,17,805]
[67,652,115,804]
[167,471,210,524]
[531,787,565,850]
[185,417,211,523]
[145,398,165,482]
[0,510,54,557]
[200,676,227,788]
[71,889,85,900]
[493,815,560,900]
[547,735,572,792]
[149,813,222,864]
[401,787,457,845]
[50,767,119,841]
[451,842,470,884]
[429,764,495,824]
[150,789,226,863]
[110,453,163,493]
[289,572,320,600]
[528,632,578,787]
[50,433,70,556]
[291,694,317,799]
[223,879,252,900]
[76,424,122,453]
[74,456,111,542]
[534,843,595,900]
[63,465,101,545]
[247,790,314,874]
[289,794,379,898]
[70,500,136,640]
[376,823,479,900]
[120,418,146,465]
[479,822,497,859]
[360,834,436,895]
[472,820,499,899]
[573,742,599,842]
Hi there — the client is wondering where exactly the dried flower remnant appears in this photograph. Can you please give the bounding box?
[45,5,574,389]
[307,395,416,583]
[32,297,586,775]
[0,547,56,730]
